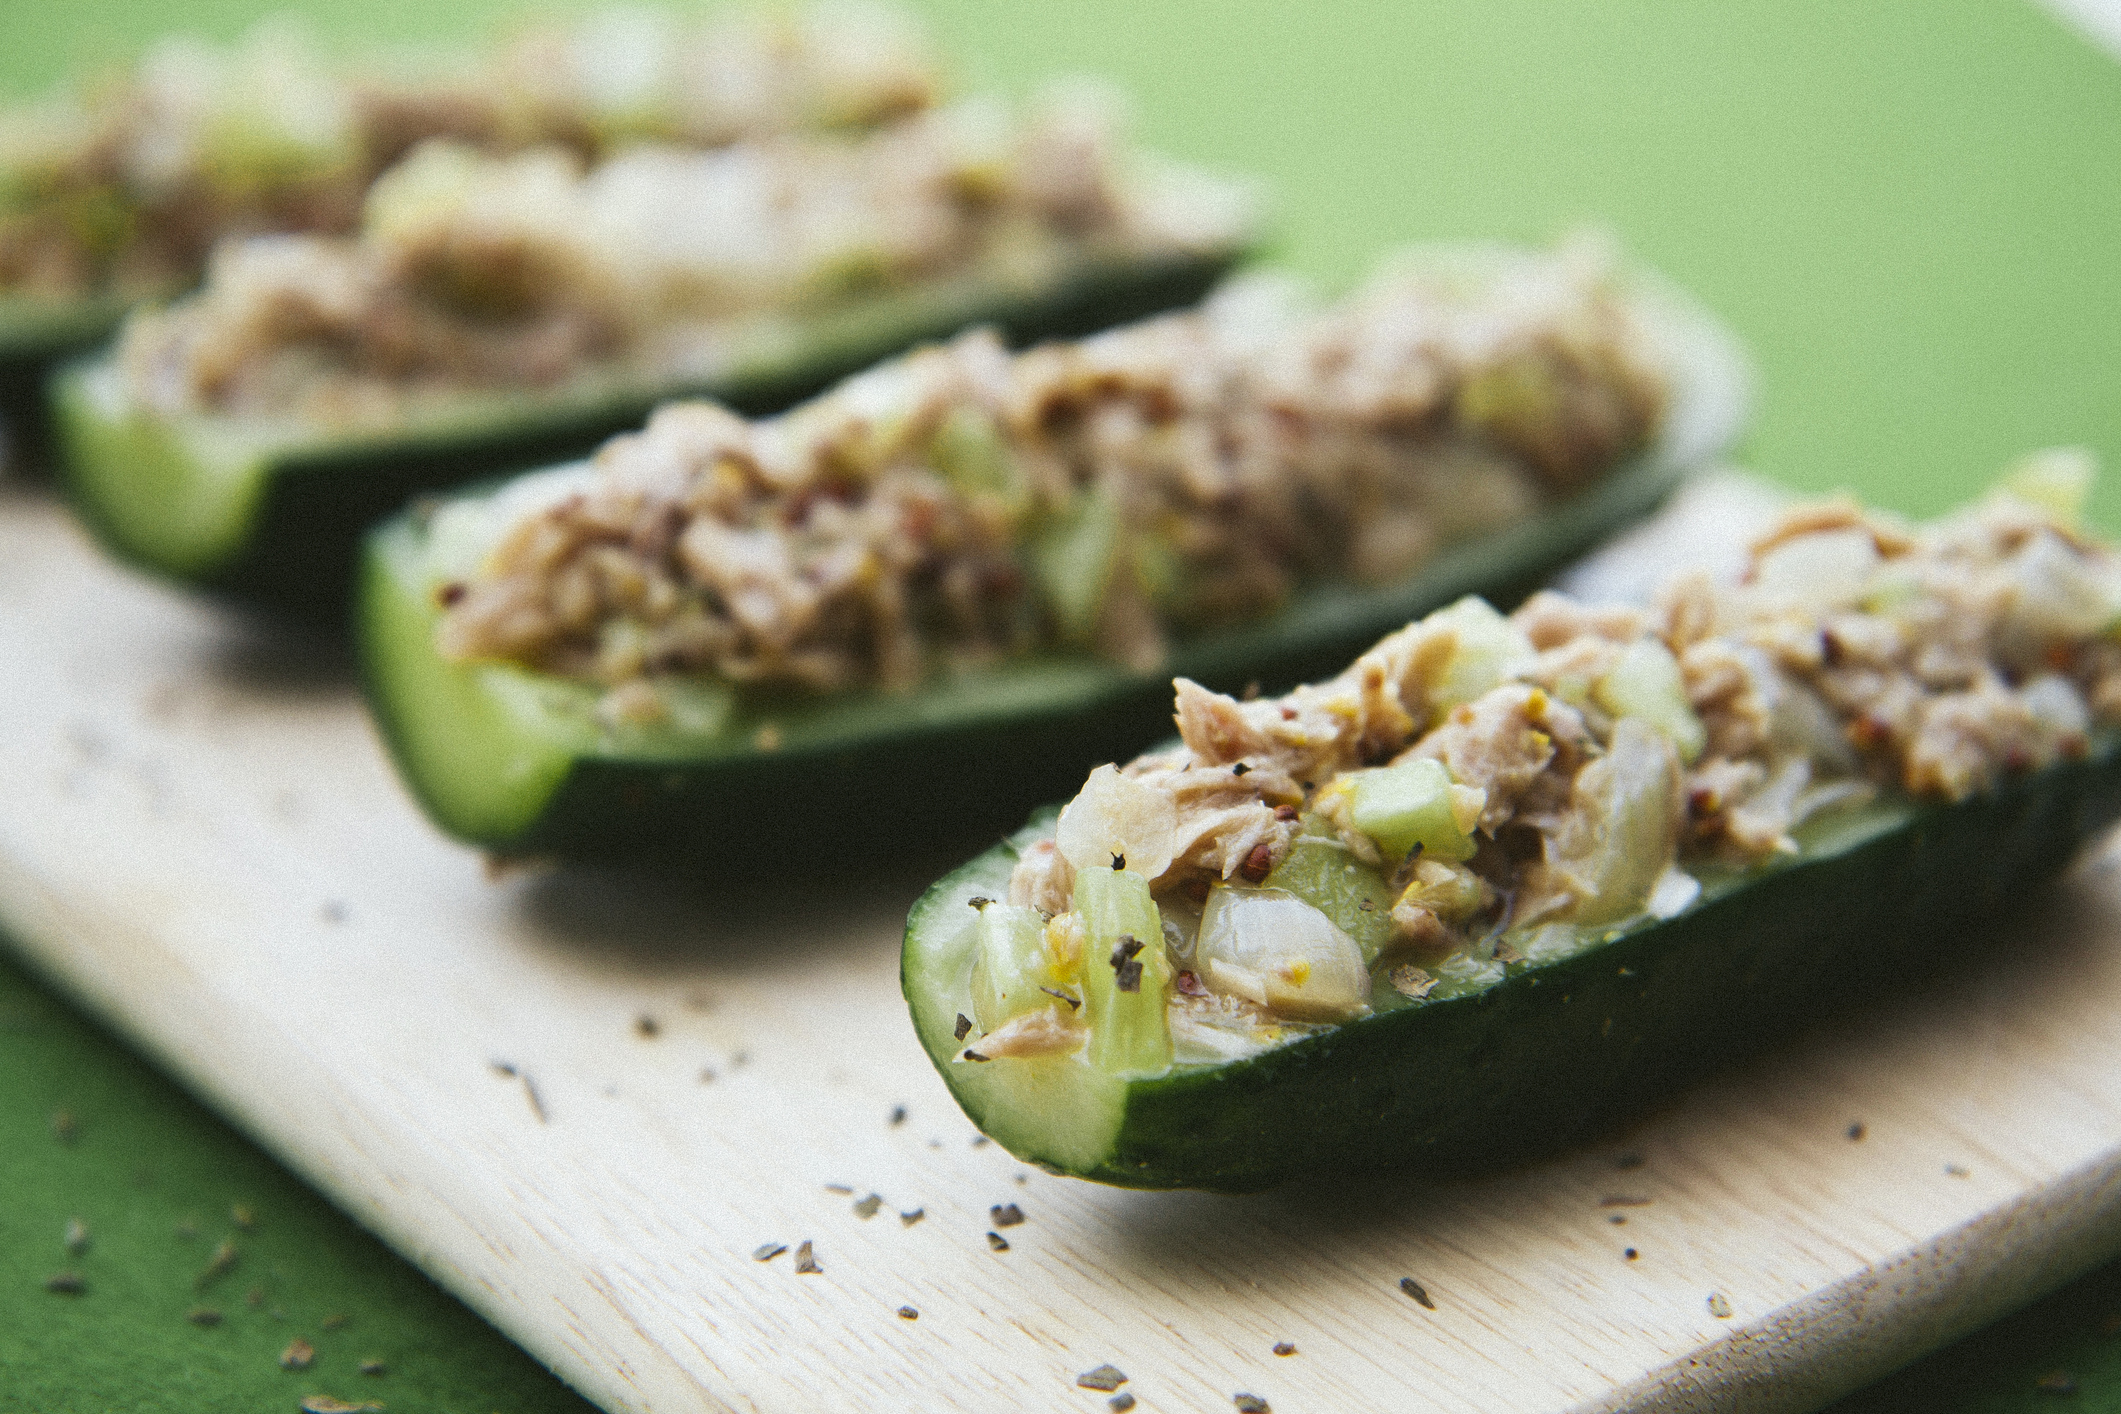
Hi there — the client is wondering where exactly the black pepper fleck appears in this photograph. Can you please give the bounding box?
[986,1231,1010,1252]
[1847,1122,1866,1141]
[1077,1365,1128,1392]
[1399,1276,1436,1309]
[1111,936,1145,993]
[900,1209,925,1227]
[45,1270,85,1295]
[890,1105,907,1126]
[1109,1396,1135,1413]
[898,1305,919,1320]
[1273,1341,1296,1356]
[990,1203,1024,1228]
[954,1014,973,1042]
[794,1240,822,1274]
[1235,1395,1271,1414]
[187,1307,222,1326]
[753,1242,788,1262]
[1625,1248,1639,1260]
[853,1193,883,1220]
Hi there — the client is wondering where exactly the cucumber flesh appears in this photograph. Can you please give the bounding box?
[903,739,2121,1191]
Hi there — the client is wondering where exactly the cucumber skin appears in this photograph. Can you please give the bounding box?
[361,439,1693,872]
[0,297,130,476]
[54,252,1239,623]
[905,738,2121,1192]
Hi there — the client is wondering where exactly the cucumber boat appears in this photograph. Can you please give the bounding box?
[904,459,2121,1190]
[360,243,1747,866]
[58,92,1255,613]
[2,5,944,405]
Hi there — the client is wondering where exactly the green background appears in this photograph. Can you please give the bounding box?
[6,0,2121,1409]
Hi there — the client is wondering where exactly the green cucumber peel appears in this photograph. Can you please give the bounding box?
[903,735,2121,1191]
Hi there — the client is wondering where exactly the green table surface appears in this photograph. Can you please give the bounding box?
[6,0,2121,1409]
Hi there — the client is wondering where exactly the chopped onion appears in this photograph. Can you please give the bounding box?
[1055,764,1178,878]
[1196,886,1370,1021]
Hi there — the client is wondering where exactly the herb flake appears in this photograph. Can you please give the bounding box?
[1077,1365,1128,1392]
[753,1242,788,1263]
[794,1241,821,1275]
[1111,936,1146,993]
[853,1194,883,1220]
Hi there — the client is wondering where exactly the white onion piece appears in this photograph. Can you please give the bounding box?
[1750,528,1879,611]
[1055,764,1179,879]
[1196,886,1370,1021]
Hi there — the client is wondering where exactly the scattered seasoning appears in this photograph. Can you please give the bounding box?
[1111,936,1146,993]
[320,1314,349,1332]
[281,1337,316,1370]
[898,1306,919,1320]
[753,1242,788,1262]
[320,900,350,924]
[967,896,995,910]
[1015,1172,1029,1186]
[1388,965,1435,1000]
[634,1014,660,1039]
[900,1209,926,1227]
[1234,1395,1271,1413]
[1614,1152,1646,1170]
[961,1048,990,1062]
[358,1359,387,1377]
[1110,1395,1136,1413]
[1272,1342,1296,1357]
[298,1398,384,1414]
[188,1307,223,1327]
[231,1204,256,1231]
[1111,853,1126,871]
[64,1217,90,1255]
[986,1231,1011,1252]
[890,1105,908,1126]
[1357,898,1375,912]
[1946,1164,1971,1178]
[1706,1293,1733,1319]
[51,1109,78,1145]
[1600,1195,1652,1208]
[45,1270,85,1295]
[1175,970,1208,997]
[753,723,783,752]
[853,1194,883,1220]
[971,1136,990,1148]
[990,1203,1025,1228]
[2036,1370,2079,1395]
[1609,1215,1627,1226]
[699,1067,717,1084]
[1399,1276,1436,1310]
[1040,986,1082,1010]
[1847,1122,1866,1141]
[197,1238,241,1289]
[1077,1365,1128,1392]
[825,1184,855,1195]
[793,1241,822,1275]
[1624,1248,1639,1260]
[1232,762,1252,777]
[954,1014,973,1042]
[489,1062,549,1124]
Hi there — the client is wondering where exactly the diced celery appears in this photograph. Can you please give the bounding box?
[1426,597,1536,714]
[1593,639,1706,763]
[1262,834,1395,963]
[1031,486,1120,645]
[969,903,1057,1033]
[1348,758,1478,863]
[1073,866,1173,1077]
[928,406,1028,520]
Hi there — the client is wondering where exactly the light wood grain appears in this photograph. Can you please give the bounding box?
[4,477,2121,1414]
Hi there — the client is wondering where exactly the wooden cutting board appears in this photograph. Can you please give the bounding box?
[5,475,2121,1414]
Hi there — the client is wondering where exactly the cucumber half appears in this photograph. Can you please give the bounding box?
[55,250,1238,618]
[903,736,2121,1192]
[358,267,1747,868]
[1,293,136,472]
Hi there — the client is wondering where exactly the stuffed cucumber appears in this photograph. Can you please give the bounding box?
[57,88,1255,614]
[904,457,2121,1191]
[2,5,943,399]
[360,241,1746,866]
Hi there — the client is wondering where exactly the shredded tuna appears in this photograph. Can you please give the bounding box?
[1009,476,2121,1031]
[431,243,1668,700]
[2,6,939,305]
